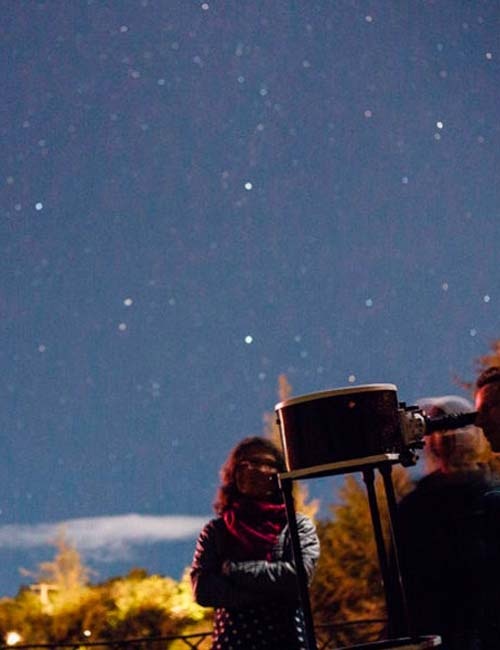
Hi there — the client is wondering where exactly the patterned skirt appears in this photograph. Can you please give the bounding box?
[211,604,307,650]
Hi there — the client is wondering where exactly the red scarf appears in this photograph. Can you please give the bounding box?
[223,498,287,560]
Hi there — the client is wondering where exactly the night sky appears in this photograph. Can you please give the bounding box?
[1,0,499,597]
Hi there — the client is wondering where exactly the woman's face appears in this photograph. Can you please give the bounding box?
[234,446,280,499]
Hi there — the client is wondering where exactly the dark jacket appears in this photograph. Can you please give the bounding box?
[397,470,500,650]
[191,513,319,650]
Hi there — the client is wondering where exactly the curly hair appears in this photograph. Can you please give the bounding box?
[476,366,500,391]
[213,436,286,515]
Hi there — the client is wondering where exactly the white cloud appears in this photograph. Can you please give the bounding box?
[0,514,209,561]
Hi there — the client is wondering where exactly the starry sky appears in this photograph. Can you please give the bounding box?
[1,0,500,597]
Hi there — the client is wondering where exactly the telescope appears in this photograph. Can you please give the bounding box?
[275,384,460,649]
[275,383,478,470]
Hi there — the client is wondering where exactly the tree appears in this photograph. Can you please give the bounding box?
[263,373,320,519]
[23,529,91,595]
[456,339,500,393]
[475,339,500,372]
[310,466,413,646]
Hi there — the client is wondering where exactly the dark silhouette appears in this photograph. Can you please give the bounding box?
[398,396,500,649]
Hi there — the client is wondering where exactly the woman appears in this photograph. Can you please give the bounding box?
[191,436,319,650]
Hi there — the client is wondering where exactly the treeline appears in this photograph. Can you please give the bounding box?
[0,541,211,644]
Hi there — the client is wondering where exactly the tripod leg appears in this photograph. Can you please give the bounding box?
[362,468,394,630]
[280,477,318,650]
[379,463,412,638]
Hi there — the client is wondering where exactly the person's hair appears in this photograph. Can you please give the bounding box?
[417,395,489,472]
[476,366,500,391]
[213,436,286,514]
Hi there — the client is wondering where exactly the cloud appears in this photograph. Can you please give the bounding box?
[0,514,209,561]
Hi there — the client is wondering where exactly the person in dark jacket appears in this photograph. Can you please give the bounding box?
[191,436,320,650]
[397,396,500,650]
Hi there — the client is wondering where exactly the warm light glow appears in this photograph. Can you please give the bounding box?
[6,632,22,646]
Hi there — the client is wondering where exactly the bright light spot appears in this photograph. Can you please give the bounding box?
[483,295,491,303]
[118,323,127,331]
[38,344,46,353]
[83,630,92,638]
[120,25,128,32]
[442,282,449,291]
[201,2,209,9]
[6,632,22,646]
[436,121,444,129]
[244,335,253,344]
[365,298,373,307]
[35,202,43,210]
[486,52,493,60]
[157,78,166,86]
[365,15,373,22]
[401,176,409,184]
[470,328,477,337]
[244,181,253,190]
[123,298,133,306]
[364,110,373,118]
[348,374,356,383]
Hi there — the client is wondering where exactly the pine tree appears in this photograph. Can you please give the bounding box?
[263,374,320,519]
[35,530,91,593]
[476,339,500,371]
[310,465,413,646]
[456,339,500,393]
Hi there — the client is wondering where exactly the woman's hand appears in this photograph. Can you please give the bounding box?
[221,560,232,576]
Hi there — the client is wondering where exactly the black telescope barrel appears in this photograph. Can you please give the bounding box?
[425,410,478,435]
